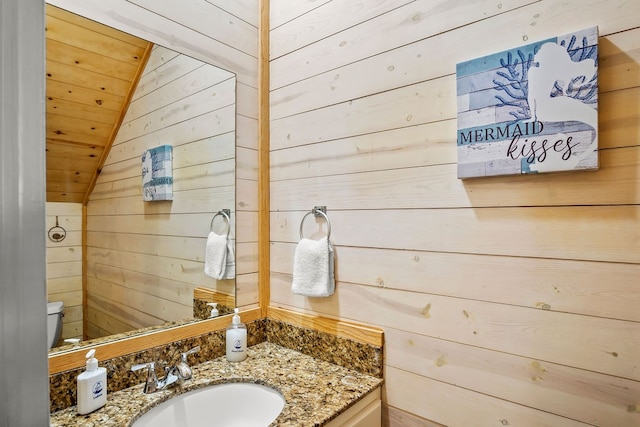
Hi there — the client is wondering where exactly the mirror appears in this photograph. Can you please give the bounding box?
[46,4,237,354]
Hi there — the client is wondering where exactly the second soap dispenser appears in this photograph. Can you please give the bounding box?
[226,308,247,362]
[207,302,219,318]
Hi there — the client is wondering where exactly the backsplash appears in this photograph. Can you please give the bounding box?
[49,318,382,413]
[266,318,383,378]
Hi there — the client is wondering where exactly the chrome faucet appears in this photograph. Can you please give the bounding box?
[131,346,200,394]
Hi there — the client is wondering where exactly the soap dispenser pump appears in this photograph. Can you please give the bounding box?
[77,349,107,415]
[226,308,247,362]
[207,302,219,318]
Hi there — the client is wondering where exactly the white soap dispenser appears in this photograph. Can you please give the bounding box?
[207,302,219,318]
[77,349,107,415]
[226,308,247,362]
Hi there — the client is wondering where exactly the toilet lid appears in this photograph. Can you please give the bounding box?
[47,301,64,315]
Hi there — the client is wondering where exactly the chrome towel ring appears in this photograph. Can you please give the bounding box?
[210,209,231,237]
[299,206,331,240]
[48,216,67,243]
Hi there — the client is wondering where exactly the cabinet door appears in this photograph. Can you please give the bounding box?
[342,399,381,427]
[325,388,381,427]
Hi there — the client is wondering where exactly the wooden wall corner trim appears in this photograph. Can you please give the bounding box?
[81,204,88,340]
[267,306,384,348]
[258,0,271,318]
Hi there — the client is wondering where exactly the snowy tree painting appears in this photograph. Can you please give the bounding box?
[456,27,599,178]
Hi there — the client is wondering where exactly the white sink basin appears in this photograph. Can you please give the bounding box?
[131,382,285,427]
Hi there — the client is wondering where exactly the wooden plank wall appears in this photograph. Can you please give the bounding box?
[46,202,83,344]
[46,0,261,338]
[268,1,640,426]
[85,46,236,338]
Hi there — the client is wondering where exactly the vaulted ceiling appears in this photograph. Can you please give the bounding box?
[45,4,152,203]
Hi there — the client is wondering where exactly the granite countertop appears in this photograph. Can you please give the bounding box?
[49,342,383,426]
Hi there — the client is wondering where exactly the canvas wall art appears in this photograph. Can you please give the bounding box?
[456,27,599,178]
[141,145,173,201]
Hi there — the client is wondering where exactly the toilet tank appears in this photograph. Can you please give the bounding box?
[47,301,64,349]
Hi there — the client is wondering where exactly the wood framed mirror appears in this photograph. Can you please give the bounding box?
[46,0,259,358]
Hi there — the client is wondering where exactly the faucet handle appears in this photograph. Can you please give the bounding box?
[131,362,159,394]
[131,361,155,371]
[176,346,200,381]
[181,346,200,362]
[181,346,200,360]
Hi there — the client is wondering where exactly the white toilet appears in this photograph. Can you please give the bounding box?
[47,301,64,349]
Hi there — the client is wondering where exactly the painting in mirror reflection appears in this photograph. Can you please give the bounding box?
[45,5,236,353]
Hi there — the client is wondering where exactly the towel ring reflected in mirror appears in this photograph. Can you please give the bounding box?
[48,216,67,243]
[210,209,231,238]
[299,206,331,240]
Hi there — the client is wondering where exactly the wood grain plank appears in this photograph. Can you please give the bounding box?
[385,366,590,427]
[270,275,640,381]
[271,75,456,150]
[128,64,234,121]
[270,0,331,30]
[46,113,112,141]
[46,4,149,48]
[120,80,235,142]
[385,327,640,426]
[46,261,82,280]
[206,0,259,27]
[86,276,193,322]
[49,0,258,87]
[46,79,124,111]
[86,248,215,287]
[271,120,456,181]
[46,246,82,264]
[137,49,204,85]
[271,0,638,90]
[599,28,640,92]
[272,78,638,152]
[46,38,140,81]
[47,140,105,158]
[46,14,147,64]
[47,276,82,295]
[129,0,258,57]
[86,289,167,334]
[46,59,132,96]
[270,0,414,59]
[95,132,235,184]
[87,263,207,306]
[271,146,640,209]
[271,242,640,322]
[270,0,536,89]
[46,99,117,128]
[110,106,235,158]
[272,206,640,264]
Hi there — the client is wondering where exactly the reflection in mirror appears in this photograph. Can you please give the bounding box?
[45,4,236,354]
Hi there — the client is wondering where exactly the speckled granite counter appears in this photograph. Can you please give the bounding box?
[49,342,383,426]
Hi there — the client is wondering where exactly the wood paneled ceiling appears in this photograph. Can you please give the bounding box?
[45,5,152,203]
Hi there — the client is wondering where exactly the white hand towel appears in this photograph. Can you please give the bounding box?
[204,231,228,280]
[291,236,335,297]
[221,238,236,280]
